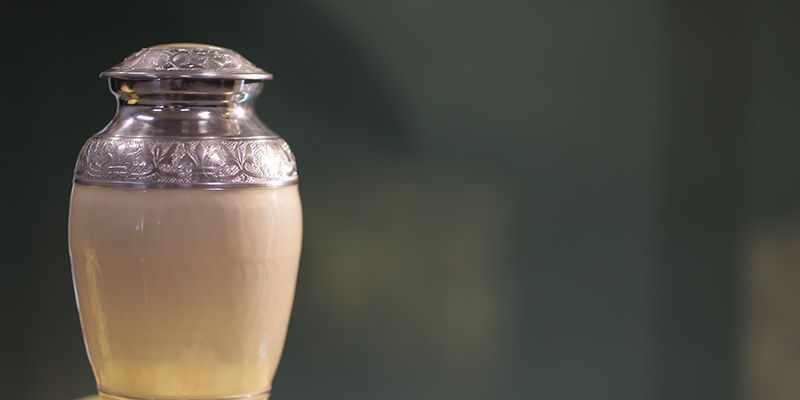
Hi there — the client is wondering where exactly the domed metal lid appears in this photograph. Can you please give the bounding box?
[100,43,272,80]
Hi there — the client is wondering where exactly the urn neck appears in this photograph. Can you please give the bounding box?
[109,78,263,107]
[102,79,272,139]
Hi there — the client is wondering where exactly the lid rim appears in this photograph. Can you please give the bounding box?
[99,70,273,80]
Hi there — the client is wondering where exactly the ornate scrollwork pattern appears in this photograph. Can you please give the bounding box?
[108,46,266,74]
[74,137,298,187]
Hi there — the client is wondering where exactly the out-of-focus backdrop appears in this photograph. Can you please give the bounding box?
[1,0,799,399]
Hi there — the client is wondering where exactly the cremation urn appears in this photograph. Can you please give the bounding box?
[68,43,302,400]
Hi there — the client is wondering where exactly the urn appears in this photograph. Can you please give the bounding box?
[68,44,302,400]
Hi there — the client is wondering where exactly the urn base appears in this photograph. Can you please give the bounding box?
[97,390,270,400]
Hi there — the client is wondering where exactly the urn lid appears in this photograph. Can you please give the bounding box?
[100,43,273,80]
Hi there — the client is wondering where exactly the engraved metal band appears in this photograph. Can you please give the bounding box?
[74,136,298,188]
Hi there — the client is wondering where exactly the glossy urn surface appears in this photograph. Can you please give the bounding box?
[68,44,302,400]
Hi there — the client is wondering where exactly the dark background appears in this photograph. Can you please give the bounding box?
[1,0,800,399]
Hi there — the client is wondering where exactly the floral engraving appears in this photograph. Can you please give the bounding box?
[75,137,298,187]
[108,47,266,74]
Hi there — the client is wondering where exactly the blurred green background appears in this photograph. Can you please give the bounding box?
[1,0,800,399]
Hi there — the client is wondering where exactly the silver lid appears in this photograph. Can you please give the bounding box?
[100,43,273,80]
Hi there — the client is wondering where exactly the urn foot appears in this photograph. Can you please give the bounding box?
[97,390,270,400]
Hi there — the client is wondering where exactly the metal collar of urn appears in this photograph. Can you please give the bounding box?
[74,45,297,189]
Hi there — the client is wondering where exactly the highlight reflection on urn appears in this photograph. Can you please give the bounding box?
[68,44,302,400]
